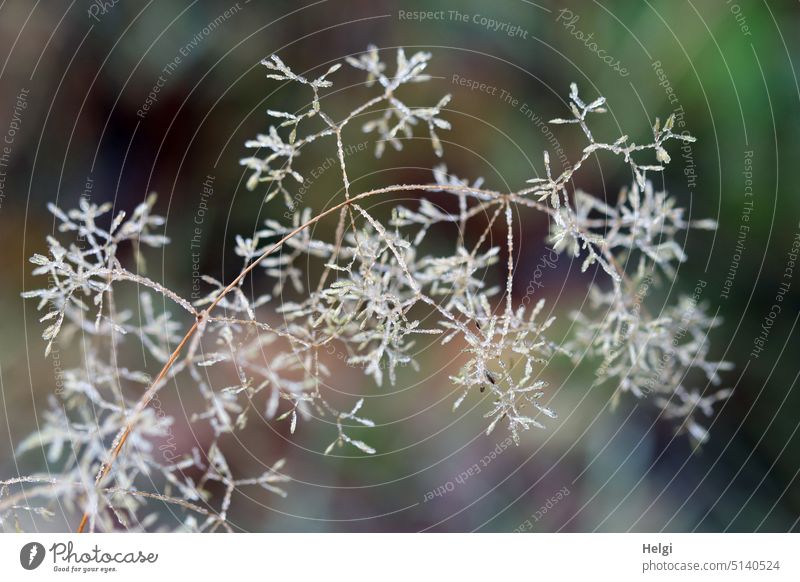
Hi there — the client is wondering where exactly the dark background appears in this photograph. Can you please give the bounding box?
[0,0,798,532]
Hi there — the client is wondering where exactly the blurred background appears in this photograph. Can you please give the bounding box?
[1,0,798,532]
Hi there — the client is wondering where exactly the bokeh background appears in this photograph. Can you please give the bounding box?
[1,0,799,532]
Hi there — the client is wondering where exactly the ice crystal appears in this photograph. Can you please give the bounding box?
[6,46,729,531]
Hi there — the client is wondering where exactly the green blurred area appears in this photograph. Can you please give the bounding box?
[0,0,798,531]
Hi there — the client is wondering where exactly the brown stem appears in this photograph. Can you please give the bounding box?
[76,182,522,532]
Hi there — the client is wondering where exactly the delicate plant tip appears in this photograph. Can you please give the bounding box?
[9,46,728,532]
[349,439,376,455]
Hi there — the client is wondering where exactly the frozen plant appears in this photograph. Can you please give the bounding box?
[5,46,730,532]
